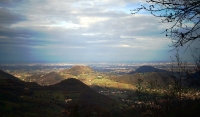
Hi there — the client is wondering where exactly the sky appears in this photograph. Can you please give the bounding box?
[0,0,197,63]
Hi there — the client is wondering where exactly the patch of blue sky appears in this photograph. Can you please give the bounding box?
[125,2,176,17]
[125,2,152,15]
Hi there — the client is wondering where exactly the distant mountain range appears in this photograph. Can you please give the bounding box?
[24,65,169,87]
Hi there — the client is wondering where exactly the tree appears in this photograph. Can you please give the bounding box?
[131,0,200,49]
[131,2,200,116]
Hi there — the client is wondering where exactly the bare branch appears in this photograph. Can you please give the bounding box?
[132,0,200,49]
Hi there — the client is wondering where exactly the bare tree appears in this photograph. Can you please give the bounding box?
[131,0,200,49]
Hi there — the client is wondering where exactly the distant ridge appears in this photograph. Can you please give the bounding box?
[130,65,166,74]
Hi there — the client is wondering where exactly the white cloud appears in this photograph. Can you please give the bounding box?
[79,16,109,27]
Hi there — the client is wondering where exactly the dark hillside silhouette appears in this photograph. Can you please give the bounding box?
[49,78,118,107]
[129,65,167,74]
[0,70,21,80]
[0,70,40,88]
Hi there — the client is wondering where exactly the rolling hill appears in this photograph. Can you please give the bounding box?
[62,65,94,76]
[0,70,121,117]
[39,72,65,85]
[109,72,173,88]
[49,78,118,107]
[25,72,65,85]
[129,65,167,74]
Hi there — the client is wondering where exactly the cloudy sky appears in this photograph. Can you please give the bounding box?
[0,0,195,63]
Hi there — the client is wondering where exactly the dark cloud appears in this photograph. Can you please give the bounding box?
[0,0,26,8]
[0,8,26,25]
